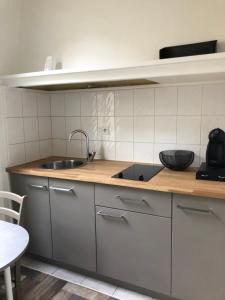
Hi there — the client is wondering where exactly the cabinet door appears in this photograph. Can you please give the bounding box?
[96,206,171,294]
[50,179,96,272]
[10,174,52,258]
[172,194,225,300]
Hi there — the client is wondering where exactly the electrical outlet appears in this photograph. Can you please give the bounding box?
[101,127,110,135]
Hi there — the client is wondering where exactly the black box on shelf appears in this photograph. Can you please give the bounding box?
[159,40,217,59]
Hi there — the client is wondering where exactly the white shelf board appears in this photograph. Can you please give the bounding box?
[1,52,225,90]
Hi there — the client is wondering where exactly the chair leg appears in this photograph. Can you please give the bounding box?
[4,267,13,300]
[15,262,21,300]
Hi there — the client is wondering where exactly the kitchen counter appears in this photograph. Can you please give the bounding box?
[6,156,225,200]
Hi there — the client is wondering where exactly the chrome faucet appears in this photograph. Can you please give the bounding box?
[68,129,96,161]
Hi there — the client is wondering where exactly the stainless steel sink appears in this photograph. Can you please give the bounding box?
[40,159,86,170]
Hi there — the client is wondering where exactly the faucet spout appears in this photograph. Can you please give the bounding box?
[68,129,95,161]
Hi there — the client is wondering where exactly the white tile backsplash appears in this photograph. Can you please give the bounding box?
[22,91,37,116]
[116,142,133,161]
[3,89,52,167]
[100,141,116,160]
[25,141,40,162]
[115,117,133,142]
[4,82,225,168]
[97,91,114,116]
[37,93,51,116]
[134,116,154,142]
[155,86,177,115]
[202,83,225,115]
[81,92,97,116]
[38,117,52,140]
[134,142,154,163]
[65,117,81,138]
[81,116,98,140]
[7,118,24,144]
[52,117,66,139]
[155,116,177,144]
[98,116,115,141]
[52,139,66,156]
[24,117,39,142]
[65,92,81,116]
[115,90,133,116]
[133,88,154,116]
[8,143,26,166]
[6,89,23,117]
[177,116,201,145]
[200,144,207,163]
[178,85,202,115]
[39,140,52,158]
[51,93,65,116]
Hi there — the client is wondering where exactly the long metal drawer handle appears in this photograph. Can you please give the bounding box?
[49,186,74,193]
[97,210,126,220]
[116,195,149,206]
[177,204,213,214]
[29,184,48,190]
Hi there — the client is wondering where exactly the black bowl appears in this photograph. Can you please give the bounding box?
[159,150,194,171]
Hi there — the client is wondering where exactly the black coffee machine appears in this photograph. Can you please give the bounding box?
[196,128,225,181]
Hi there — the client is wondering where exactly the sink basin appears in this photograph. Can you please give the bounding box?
[41,159,86,170]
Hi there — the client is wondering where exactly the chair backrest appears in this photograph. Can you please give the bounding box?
[0,191,25,225]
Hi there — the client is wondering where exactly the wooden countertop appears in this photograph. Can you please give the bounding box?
[6,157,225,200]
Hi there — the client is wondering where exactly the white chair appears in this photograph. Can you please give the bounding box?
[0,191,25,300]
[0,191,25,225]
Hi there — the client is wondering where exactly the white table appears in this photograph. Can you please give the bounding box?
[0,220,29,300]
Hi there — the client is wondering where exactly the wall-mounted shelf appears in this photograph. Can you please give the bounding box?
[1,52,225,91]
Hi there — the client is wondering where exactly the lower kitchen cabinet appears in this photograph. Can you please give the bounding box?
[49,179,96,272]
[172,194,225,300]
[10,174,52,258]
[11,171,225,299]
[96,206,171,294]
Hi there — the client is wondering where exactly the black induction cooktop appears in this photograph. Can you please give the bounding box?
[112,164,164,182]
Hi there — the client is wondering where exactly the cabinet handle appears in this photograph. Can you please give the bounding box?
[177,204,213,214]
[97,210,126,220]
[29,184,48,190]
[49,186,74,193]
[116,195,149,205]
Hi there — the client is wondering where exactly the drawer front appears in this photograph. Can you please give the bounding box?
[96,206,171,294]
[95,184,171,217]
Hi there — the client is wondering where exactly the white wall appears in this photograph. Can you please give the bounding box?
[0,0,22,74]
[17,0,225,73]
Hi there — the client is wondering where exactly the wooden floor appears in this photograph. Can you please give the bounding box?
[0,267,118,300]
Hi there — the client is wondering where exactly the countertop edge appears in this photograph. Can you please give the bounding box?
[6,158,225,201]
